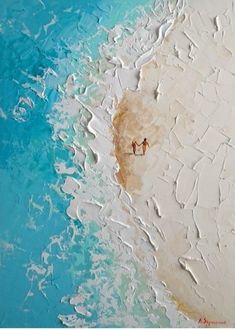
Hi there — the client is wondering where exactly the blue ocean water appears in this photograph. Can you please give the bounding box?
[0,0,163,327]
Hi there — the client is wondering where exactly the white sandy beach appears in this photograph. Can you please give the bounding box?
[57,0,235,326]
[113,0,235,326]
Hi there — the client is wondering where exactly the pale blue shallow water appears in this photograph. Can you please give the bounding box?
[0,0,171,327]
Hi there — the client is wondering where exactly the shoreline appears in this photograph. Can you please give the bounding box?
[113,0,235,326]
[58,0,197,327]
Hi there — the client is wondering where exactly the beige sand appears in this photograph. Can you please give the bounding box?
[113,0,235,326]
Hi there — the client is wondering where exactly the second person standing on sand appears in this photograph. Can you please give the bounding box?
[138,138,150,155]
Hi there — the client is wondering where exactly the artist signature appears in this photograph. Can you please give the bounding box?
[198,317,227,326]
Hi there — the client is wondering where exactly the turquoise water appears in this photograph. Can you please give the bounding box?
[0,0,163,327]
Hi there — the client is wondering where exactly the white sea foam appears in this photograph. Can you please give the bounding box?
[53,0,198,327]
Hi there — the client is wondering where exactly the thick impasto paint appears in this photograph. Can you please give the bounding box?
[1,0,234,328]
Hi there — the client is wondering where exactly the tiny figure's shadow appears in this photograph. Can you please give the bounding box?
[124,152,143,156]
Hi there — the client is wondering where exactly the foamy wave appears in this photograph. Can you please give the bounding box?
[54,0,197,327]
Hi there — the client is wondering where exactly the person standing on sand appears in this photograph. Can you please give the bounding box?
[138,138,150,155]
[131,141,137,155]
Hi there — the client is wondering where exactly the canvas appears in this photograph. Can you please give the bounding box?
[0,0,234,328]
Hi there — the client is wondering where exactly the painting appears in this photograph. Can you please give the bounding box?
[0,0,234,328]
